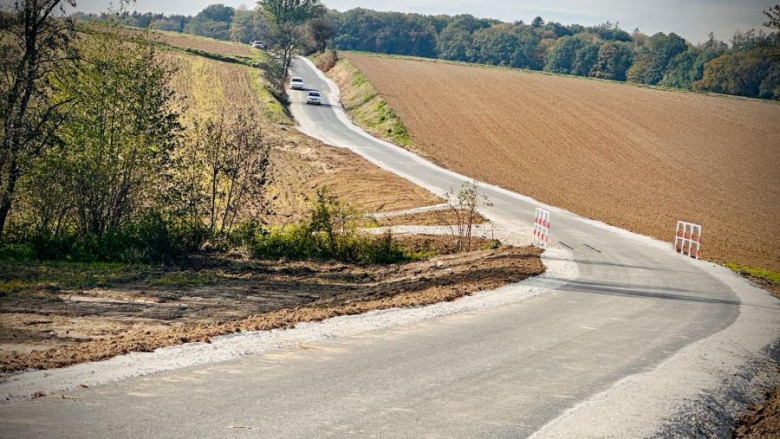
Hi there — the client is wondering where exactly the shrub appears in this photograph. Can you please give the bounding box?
[1,212,191,263]
[248,188,410,264]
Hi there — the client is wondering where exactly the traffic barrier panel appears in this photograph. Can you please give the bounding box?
[674,221,702,259]
[533,208,551,247]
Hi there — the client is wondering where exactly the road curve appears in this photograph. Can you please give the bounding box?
[0,57,777,438]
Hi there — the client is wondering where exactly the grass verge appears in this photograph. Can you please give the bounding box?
[725,263,780,299]
[323,56,411,147]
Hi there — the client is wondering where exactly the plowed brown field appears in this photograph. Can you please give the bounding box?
[343,53,780,271]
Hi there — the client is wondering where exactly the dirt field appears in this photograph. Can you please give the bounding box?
[735,377,780,438]
[0,241,543,372]
[374,209,487,228]
[341,52,780,271]
[120,27,255,58]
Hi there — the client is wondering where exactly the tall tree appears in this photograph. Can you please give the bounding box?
[307,16,334,53]
[258,0,325,90]
[0,0,77,236]
[627,32,687,85]
[53,26,181,237]
[592,41,632,80]
[545,36,583,73]
[186,4,235,40]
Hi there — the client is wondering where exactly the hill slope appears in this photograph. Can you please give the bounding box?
[340,52,780,271]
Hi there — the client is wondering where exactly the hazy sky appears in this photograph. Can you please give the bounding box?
[71,0,775,44]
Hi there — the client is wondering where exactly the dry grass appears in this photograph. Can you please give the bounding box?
[343,52,780,271]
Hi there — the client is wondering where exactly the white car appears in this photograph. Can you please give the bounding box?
[290,77,305,90]
[306,91,322,105]
[250,41,265,50]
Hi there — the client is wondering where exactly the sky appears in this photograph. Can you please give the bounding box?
[70,0,775,44]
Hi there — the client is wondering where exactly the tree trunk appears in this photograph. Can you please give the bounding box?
[0,159,20,237]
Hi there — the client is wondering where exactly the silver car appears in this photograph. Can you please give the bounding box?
[306,91,322,105]
[290,77,305,90]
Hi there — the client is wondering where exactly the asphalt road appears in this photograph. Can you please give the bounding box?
[0,57,772,438]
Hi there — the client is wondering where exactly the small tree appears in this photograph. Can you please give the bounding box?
[258,0,325,93]
[177,108,272,238]
[443,181,492,252]
[0,0,78,237]
[54,26,181,238]
[309,186,361,254]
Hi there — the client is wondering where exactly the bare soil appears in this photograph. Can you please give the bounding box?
[343,52,780,271]
[374,209,487,227]
[121,27,255,58]
[734,376,780,438]
[0,242,543,373]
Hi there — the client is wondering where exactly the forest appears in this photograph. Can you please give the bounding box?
[73,4,780,100]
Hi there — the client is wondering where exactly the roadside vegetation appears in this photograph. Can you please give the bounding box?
[319,54,411,147]
[725,263,780,299]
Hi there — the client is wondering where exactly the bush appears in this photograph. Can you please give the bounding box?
[248,225,408,264]
[1,212,192,263]
[314,49,338,72]
[248,188,410,264]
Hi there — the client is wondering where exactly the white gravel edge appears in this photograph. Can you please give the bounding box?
[0,246,577,405]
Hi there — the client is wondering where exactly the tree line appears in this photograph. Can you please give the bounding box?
[81,4,780,100]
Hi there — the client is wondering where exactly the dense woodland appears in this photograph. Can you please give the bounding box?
[74,4,780,100]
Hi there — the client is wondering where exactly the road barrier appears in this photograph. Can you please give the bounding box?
[674,221,702,259]
[533,208,551,247]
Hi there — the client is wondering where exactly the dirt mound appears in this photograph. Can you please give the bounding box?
[342,52,780,271]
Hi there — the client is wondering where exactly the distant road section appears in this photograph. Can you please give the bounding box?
[342,52,780,271]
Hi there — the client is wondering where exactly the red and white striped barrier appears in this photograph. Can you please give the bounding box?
[533,208,551,247]
[674,221,702,259]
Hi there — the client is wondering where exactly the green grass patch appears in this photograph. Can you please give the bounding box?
[249,225,421,264]
[332,58,412,147]
[249,68,291,124]
[724,263,780,283]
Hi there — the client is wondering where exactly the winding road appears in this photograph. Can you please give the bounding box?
[0,56,777,438]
